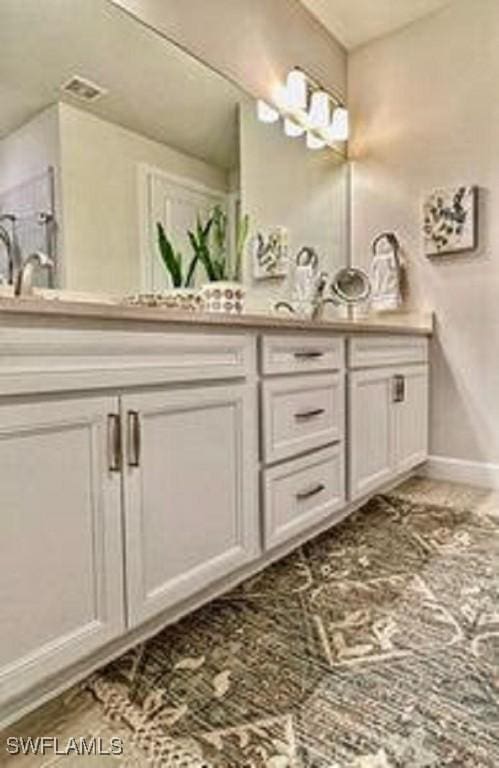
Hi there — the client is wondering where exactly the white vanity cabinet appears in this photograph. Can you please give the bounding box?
[0,317,431,726]
[348,336,429,500]
[0,395,125,705]
[122,383,259,626]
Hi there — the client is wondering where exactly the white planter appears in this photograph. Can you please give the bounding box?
[199,281,245,314]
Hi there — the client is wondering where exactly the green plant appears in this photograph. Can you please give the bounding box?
[188,206,250,283]
[234,212,250,282]
[156,222,198,288]
[188,214,216,281]
[211,204,228,274]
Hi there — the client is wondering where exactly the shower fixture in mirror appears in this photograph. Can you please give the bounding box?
[0,0,349,312]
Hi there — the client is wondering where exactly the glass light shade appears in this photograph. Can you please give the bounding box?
[285,69,307,111]
[256,99,279,124]
[284,117,305,137]
[306,132,326,150]
[328,106,349,140]
[308,90,330,130]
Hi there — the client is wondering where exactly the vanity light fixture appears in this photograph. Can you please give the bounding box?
[306,132,327,150]
[256,99,279,123]
[308,90,330,130]
[284,118,305,137]
[328,106,349,142]
[286,69,307,111]
[282,69,307,137]
[256,67,348,151]
[306,89,329,149]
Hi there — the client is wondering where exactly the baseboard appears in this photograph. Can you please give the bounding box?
[422,455,499,491]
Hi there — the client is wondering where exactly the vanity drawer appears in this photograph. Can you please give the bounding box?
[263,444,345,550]
[261,334,344,375]
[0,328,256,395]
[349,335,428,369]
[262,373,344,464]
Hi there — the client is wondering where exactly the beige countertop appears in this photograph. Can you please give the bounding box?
[0,295,433,335]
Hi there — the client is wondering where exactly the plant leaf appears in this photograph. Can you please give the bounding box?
[184,253,199,287]
[157,222,182,287]
[189,225,217,281]
[233,213,250,282]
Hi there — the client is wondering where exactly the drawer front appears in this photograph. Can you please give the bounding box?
[0,327,255,396]
[261,334,344,375]
[262,373,344,464]
[264,444,345,550]
[349,335,428,369]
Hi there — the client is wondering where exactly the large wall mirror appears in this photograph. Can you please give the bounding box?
[0,0,349,311]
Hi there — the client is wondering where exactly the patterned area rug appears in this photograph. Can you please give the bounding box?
[86,493,499,766]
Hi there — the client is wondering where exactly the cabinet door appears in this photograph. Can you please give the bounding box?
[122,383,259,627]
[0,396,124,706]
[348,368,394,500]
[393,364,429,473]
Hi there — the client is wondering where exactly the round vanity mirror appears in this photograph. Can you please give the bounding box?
[331,267,371,305]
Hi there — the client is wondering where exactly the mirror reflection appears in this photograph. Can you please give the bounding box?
[0,0,348,311]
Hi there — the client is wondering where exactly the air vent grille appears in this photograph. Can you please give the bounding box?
[61,76,107,102]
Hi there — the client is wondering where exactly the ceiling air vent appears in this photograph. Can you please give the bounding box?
[60,75,107,102]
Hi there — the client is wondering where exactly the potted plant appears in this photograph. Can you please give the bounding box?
[155,222,200,311]
[190,205,250,314]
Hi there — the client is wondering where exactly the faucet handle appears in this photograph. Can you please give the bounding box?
[295,246,319,269]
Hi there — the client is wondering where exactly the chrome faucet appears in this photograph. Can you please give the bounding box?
[0,215,21,284]
[0,225,11,283]
[274,262,337,320]
[14,252,54,297]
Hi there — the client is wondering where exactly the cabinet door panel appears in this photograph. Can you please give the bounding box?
[123,383,258,626]
[393,365,429,473]
[348,369,394,500]
[0,396,124,706]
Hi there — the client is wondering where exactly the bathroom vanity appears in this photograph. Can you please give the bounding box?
[0,300,431,725]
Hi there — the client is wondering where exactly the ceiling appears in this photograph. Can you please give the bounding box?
[301,0,453,49]
[0,0,241,169]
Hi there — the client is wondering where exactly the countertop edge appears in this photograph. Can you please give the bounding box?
[0,297,433,336]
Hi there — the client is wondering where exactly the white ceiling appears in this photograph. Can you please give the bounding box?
[0,0,241,169]
[301,0,454,49]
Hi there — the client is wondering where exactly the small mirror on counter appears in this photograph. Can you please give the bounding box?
[0,0,349,312]
[331,267,371,306]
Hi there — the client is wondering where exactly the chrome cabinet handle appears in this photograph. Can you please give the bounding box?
[296,483,325,501]
[294,351,324,359]
[107,414,122,473]
[127,410,141,467]
[392,374,405,403]
[294,408,325,420]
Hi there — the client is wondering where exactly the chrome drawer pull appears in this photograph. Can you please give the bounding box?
[294,408,325,420]
[107,414,122,473]
[392,374,405,403]
[127,410,141,468]
[296,483,325,501]
[293,351,324,359]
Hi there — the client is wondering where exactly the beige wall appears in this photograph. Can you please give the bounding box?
[58,103,229,293]
[112,0,347,101]
[240,98,349,312]
[349,0,499,466]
